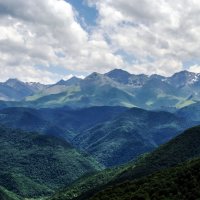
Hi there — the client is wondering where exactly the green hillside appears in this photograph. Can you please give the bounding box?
[90,158,200,200]
[27,85,136,108]
[116,125,200,183]
[0,106,190,168]
[0,126,102,198]
[74,107,187,167]
[0,186,22,200]
[0,106,127,141]
[49,166,127,200]
[51,125,200,200]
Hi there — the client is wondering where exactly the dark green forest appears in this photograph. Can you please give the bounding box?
[0,126,101,198]
[90,158,200,200]
[50,125,200,200]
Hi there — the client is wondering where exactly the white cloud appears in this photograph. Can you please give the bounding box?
[87,0,200,75]
[0,0,200,82]
[0,65,62,84]
[188,65,200,73]
[63,74,85,81]
[0,0,123,82]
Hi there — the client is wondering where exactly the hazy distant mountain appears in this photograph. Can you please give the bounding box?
[23,72,136,108]
[0,79,46,101]
[105,69,133,84]
[26,69,200,109]
[55,76,81,86]
[26,82,47,92]
[1,70,200,109]
[106,69,149,87]
[167,70,200,88]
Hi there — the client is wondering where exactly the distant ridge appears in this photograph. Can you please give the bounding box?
[0,69,200,109]
[2,69,199,86]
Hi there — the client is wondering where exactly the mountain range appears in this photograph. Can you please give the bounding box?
[0,79,47,101]
[1,69,200,199]
[1,102,199,199]
[1,69,200,109]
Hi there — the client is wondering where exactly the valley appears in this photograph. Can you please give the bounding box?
[0,70,200,200]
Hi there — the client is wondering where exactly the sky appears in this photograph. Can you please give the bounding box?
[0,0,200,83]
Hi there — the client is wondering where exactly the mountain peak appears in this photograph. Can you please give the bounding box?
[68,76,81,81]
[105,69,149,86]
[105,69,132,84]
[5,78,21,83]
[56,76,81,86]
[172,70,195,77]
[5,78,24,87]
[85,72,103,80]
[106,69,131,77]
[83,72,116,87]
[56,79,65,85]
[150,74,166,80]
[169,70,200,87]
[66,76,81,85]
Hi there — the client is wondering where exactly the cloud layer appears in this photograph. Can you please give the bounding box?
[0,0,200,82]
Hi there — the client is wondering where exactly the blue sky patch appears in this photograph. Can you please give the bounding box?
[65,0,97,26]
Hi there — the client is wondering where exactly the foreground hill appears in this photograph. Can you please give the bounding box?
[0,126,102,198]
[51,125,200,200]
[90,158,200,200]
[73,107,188,166]
[0,186,21,200]
[114,125,200,183]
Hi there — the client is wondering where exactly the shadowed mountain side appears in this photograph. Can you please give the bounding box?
[50,125,200,200]
[73,107,189,167]
[90,158,200,200]
[0,106,128,141]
